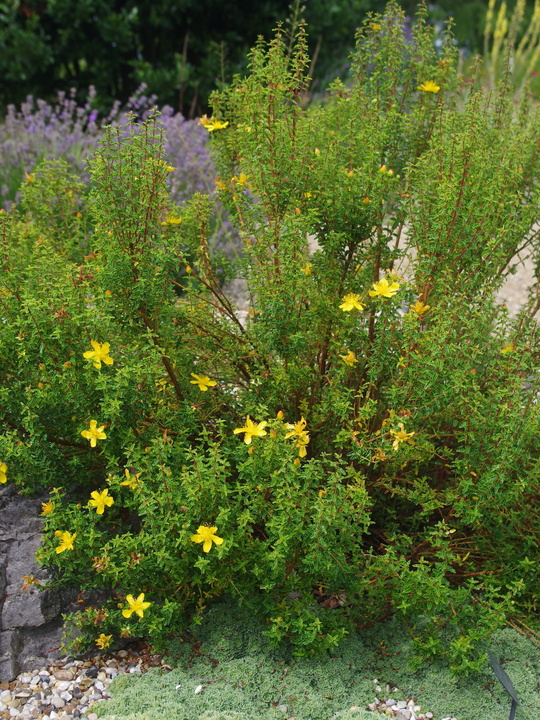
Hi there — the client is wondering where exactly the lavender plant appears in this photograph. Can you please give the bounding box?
[1,1,540,676]
[0,84,233,249]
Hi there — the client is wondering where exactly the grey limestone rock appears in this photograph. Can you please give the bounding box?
[0,484,73,680]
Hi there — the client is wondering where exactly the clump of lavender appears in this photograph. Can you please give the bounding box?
[0,84,237,252]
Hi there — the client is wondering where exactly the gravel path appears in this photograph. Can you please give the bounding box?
[0,646,170,720]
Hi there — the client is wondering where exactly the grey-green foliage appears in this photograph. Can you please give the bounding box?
[95,599,540,720]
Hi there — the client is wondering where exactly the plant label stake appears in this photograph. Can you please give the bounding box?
[488,651,520,720]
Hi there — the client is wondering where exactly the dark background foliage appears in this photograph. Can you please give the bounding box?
[0,1,532,117]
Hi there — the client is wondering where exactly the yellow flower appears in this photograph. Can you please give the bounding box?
[300,263,313,276]
[121,468,142,489]
[370,23,381,30]
[417,80,440,93]
[83,341,113,369]
[81,420,107,448]
[233,416,268,444]
[25,173,35,182]
[339,293,365,312]
[215,177,228,190]
[232,172,250,187]
[295,435,310,458]
[303,191,313,199]
[165,165,175,172]
[284,417,309,440]
[95,633,113,649]
[500,344,515,355]
[55,530,76,554]
[88,488,114,515]
[41,500,54,515]
[389,422,415,450]
[0,462,7,484]
[340,350,358,367]
[162,213,182,225]
[190,373,217,391]
[410,300,430,315]
[363,197,371,204]
[369,278,400,298]
[198,115,229,132]
[122,593,151,619]
[190,525,224,553]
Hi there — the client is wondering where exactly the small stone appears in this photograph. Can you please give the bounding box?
[50,696,66,709]
[117,650,128,657]
[17,675,32,685]
[425,714,433,719]
[54,682,71,693]
[14,691,31,699]
[395,715,408,720]
[104,668,117,678]
[71,689,82,700]
[397,701,407,710]
[402,712,412,720]
[86,713,98,720]
[93,681,104,692]
[84,668,98,679]
[368,704,378,712]
[9,709,20,718]
[60,691,72,702]
[386,698,396,707]
[7,700,21,708]
[0,691,11,702]
[39,670,50,677]
[278,705,287,714]
[128,667,141,674]
[376,686,382,693]
[53,671,73,682]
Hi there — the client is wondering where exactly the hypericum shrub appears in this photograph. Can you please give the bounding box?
[2,1,540,675]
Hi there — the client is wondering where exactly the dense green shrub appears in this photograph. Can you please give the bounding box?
[2,1,540,675]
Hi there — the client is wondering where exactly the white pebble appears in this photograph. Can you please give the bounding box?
[175,684,182,690]
[425,714,433,719]
[0,691,11,702]
[397,701,407,709]
[55,682,70,693]
[386,699,397,707]
[60,691,72,701]
[194,684,203,694]
[9,708,20,717]
[376,685,382,693]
